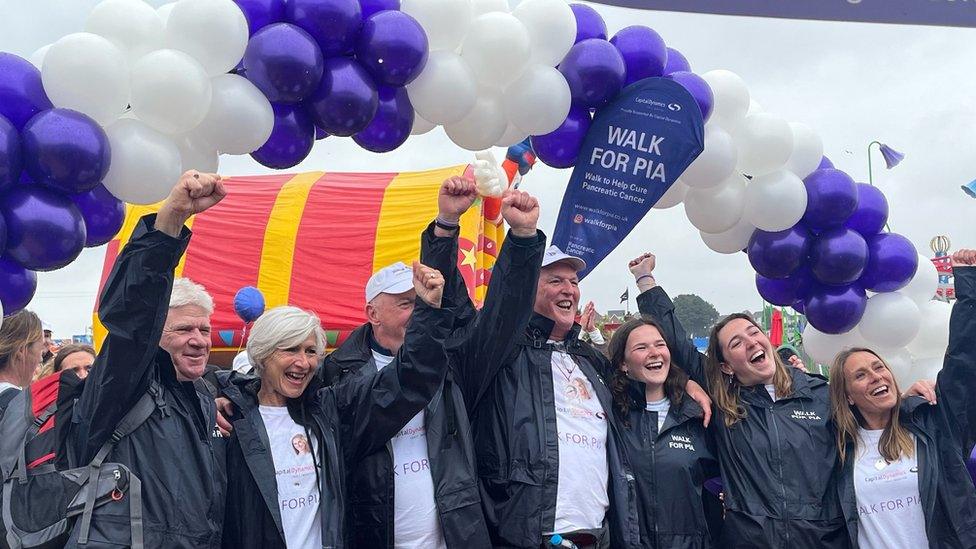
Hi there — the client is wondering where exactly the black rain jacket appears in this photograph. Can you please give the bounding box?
[637,287,848,549]
[839,266,976,548]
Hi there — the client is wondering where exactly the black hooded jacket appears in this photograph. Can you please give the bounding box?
[637,287,848,549]
[219,298,454,549]
[838,266,976,548]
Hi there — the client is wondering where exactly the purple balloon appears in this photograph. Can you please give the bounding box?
[610,26,667,86]
[0,185,86,271]
[663,47,690,75]
[792,299,805,314]
[802,168,859,231]
[757,269,813,307]
[747,226,811,279]
[244,23,324,104]
[360,0,399,18]
[22,109,110,194]
[0,115,22,190]
[968,446,976,486]
[859,232,919,292]
[315,126,329,140]
[0,209,5,251]
[234,0,284,36]
[804,283,867,334]
[353,86,413,153]
[845,183,889,237]
[71,184,125,247]
[530,106,592,169]
[0,255,37,314]
[286,0,363,57]
[666,71,713,122]
[559,39,626,109]
[810,228,869,286]
[571,4,607,43]
[817,156,834,170]
[0,53,52,131]
[356,11,428,87]
[307,58,379,137]
[251,104,315,169]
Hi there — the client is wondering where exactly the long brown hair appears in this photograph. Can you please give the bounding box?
[705,313,793,427]
[608,316,688,425]
[0,310,43,373]
[829,347,914,464]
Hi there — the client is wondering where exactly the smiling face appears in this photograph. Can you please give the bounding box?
[716,317,777,386]
[259,333,319,406]
[533,262,580,339]
[160,305,212,382]
[622,324,672,389]
[843,350,898,420]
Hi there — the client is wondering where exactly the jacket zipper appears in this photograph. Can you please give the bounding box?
[769,403,789,547]
[645,410,659,547]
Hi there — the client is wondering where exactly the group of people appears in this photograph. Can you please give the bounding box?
[0,170,973,549]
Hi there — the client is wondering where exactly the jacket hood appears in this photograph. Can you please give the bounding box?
[525,313,582,344]
[625,378,704,424]
[326,322,374,371]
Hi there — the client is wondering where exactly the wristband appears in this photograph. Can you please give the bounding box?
[434,217,460,231]
[635,274,655,284]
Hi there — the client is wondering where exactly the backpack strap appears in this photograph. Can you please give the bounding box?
[0,388,17,415]
[76,381,159,547]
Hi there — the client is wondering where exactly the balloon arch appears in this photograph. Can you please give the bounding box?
[0,0,948,385]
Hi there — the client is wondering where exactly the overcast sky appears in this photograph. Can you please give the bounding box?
[2,0,974,337]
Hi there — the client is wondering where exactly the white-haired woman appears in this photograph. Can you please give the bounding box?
[219,262,452,549]
[830,249,976,548]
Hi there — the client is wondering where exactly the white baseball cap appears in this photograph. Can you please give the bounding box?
[365,262,414,302]
[541,245,586,272]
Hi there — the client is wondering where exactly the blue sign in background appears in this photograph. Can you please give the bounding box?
[552,78,704,279]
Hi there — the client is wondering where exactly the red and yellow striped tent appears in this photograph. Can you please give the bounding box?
[93,164,507,353]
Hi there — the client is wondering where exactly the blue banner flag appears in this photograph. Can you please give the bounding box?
[552,78,704,279]
[588,0,976,28]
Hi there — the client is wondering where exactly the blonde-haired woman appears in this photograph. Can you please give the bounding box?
[830,249,976,548]
[0,310,45,404]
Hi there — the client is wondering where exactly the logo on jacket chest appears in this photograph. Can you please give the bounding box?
[668,434,695,452]
[789,409,822,421]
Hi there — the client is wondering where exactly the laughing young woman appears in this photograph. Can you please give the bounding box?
[830,248,976,549]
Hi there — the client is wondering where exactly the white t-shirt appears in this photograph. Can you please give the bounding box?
[764,384,778,402]
[645,397,670,433]
[0,382,20,394]
[548,347,610,534]
[259,405,322,549]
[373,350,447,549]
[854,428,929,549]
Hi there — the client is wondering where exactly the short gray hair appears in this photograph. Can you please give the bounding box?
[170,278,214,315]
[246,306,325,375]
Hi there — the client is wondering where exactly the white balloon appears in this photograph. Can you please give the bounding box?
[157,2,175,24]
[684,175,746,234]
[407,51,478,125]
[858,292,921,349]
[802,324,867,366]
[462,13,530,88]
[747,99,763,115]
[504,64,571,136]
[411,114,437,135]
[401,0,473,52]
[472,0,509,16]
[130,49,212,135]
[196,74,273,154]
[176,133,219,173]
[680,124,737,189]
[165,0,248,76]
[910,355,944,385]
[103,119,183,205]
[702,70,749,128]
[700,215,755,254]
[784,122,823,180]
[879,347,914,389]
[42,32,130,126]
[445,90,507,151]
[901,254,939,304]
[29,45,50,68]
[906,300,952,359]
[653,181,688,209]
[743,169,808,232]
[733,112,794,176]
[513,0,576,67]
[86,0,165,67]
[495,123,528,147]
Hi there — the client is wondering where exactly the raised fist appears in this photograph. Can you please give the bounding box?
[628,252,656,278]
[412,261,445,308]
[501,189,539,237]
[438,176,478,223]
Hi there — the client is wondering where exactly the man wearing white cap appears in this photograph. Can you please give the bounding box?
[324,176,539,549]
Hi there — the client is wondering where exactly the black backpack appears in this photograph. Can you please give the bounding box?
[0,378,161,549]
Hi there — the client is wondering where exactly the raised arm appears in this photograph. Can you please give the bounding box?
[75,172,225,462]
[630,253,708,387]
[936,249,976,454]
[336,263,454,459]
[447,189,545,409]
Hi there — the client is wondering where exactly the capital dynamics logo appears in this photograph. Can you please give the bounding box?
[667,103,682,112]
